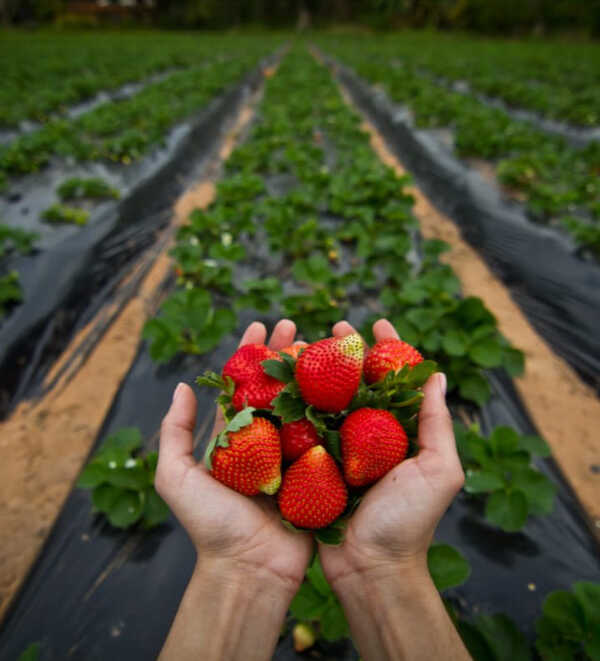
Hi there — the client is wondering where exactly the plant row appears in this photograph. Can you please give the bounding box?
[316,37,600,258]
[345,31,600,127]
[0,31,262,128]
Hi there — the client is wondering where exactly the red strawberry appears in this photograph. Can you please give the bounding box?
[280,342,308,360]
[363,338,423,384]
[280,418,320,462]
[208,415,281,496]
[222,344,285,411]
[340,408,408,487]
[295,333,364,413]
[278,445,347,529]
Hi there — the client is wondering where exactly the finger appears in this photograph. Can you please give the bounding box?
[158,382,198,479]
[268,319,296,351]
[239,321,267,347]
[332,320,357,337]
[373,318,399,341]
[417,373,456,461]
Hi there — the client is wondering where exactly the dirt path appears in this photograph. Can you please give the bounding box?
[333,82,600,542]
[0,85,261,621]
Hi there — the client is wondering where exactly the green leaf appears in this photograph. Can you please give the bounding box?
[261,358,294,383]
[442,329,467,357]
[142,487,170,529]
[272,387,306,423]
[290,582,327,620]
[106,490,144,528]
[469,337,503,368]
[489,426,520,456]
[225,407,256,433]
[518,434,551,457]
[204,407,255,470]
[17,643,41,661]
[464,469,505,493]
[306,556,332,597]
[502,347,525,377]
[573,581,600,630]
[196,370,228,391]
[92,483,124,513]
[101,427,142,455]
[77,460,110,488]
[319,598,350,641]
[472,614,532,661]
[427,543,471,592]
[511,469,556,515]
[459,372,491,406]
[485,490,529,532]
[458,621,496,661]
[103,462,150,490]
[315,523,345,546]
[540,591,586,637]
[324,430,342,462]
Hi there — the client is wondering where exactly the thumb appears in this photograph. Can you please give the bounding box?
[417,373,457,463]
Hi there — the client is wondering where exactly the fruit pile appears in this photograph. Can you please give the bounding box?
[198,333,436,539]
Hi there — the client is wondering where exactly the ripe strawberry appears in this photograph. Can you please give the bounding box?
[280,418,320,462]
[278,445,347,529]
[340,408,408,487]
[363,338,423,384]
[280,342,308,360]
[222,344,285,411]
[209,416,281,496]
[295,333,364,413]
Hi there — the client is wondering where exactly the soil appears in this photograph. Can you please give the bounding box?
[0,88,260,621]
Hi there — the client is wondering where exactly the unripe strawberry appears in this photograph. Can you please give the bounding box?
[222,344,285,411]
[209,416,281,496]
[340,408,408,487]
[278,446,347,529]
[280,342,308,360]
[280,418,320,462]
[295,333,363,413]
[364,338,423,384]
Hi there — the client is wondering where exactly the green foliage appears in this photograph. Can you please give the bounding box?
[0,224,38,258]
[42,203,90,226]
[0,270,23,315]
[427,543,471,592]
[57,177,119,201]
[142,289,236,363]
[17,643,40,661]
[455,422,556,531]
[77,427,169,530]
[535,582,600,660]
[459,614,532,661]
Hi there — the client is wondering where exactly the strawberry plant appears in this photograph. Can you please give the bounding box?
[77,427,169,530]
[57,177,119,201]
[455,422,556,531]
[0,224,38,258]
[0,271,23,316]
[41,204,90,226]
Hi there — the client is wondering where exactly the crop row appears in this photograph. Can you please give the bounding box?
[316,37,600,258]
[348,31,600,127]
[0,31,253,128]
[135,48,597,658]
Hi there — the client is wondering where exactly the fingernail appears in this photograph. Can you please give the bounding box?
[172,382,185,403]
[438,373,447,397]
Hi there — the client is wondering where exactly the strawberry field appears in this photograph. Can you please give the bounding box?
[0,30,599,661]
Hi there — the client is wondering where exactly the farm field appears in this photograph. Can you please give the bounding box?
[0,29,599,661]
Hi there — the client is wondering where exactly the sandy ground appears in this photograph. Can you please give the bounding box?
[0,84,260,621]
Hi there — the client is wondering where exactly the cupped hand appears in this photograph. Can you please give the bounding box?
[156,319,313,593]
[319,319,465,587]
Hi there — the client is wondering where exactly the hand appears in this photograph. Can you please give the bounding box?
[319,318,465,588]
[156,319,313,594]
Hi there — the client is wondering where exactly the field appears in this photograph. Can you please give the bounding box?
[0,30,599,661]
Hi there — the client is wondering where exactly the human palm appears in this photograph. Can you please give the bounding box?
[156,319,312,589]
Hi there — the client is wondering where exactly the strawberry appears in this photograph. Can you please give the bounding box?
[295,333,364,413]
[206,411,281,496]
[280,418,320,462]
[222,344,285,411]
[363,338,423,384]
[278,445,347,529]
[280,342,308,360]
[340,408,408,487]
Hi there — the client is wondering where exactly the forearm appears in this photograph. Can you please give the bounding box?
[334,563,472,661]
[159,556,293,661]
